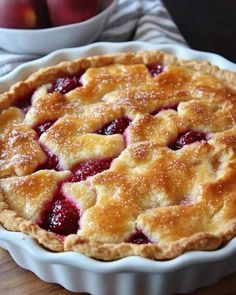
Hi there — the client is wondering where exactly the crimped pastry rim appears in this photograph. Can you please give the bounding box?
[1,42,236,262]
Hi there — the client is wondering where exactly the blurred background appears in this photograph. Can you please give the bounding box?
[163,0,236,62]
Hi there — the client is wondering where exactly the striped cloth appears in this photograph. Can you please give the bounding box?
[0,0,187,77]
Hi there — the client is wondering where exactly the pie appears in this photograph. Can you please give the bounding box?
[0,50,236,261]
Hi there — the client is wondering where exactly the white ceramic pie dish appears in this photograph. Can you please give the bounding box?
[0,0,117,55]
[1,41,236,295]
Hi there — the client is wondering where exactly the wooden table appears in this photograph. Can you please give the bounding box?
[0,248,235,295]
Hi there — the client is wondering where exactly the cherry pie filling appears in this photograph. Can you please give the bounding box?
[48,75,83,94]
[127,230,151,244]
[36,184,80,236]
[169,130,208,150]
[34,120,57,137]
[70,158,113,183]
[147,63,164,77]
[12,74,83,118]
[13,91,34,114]
[37,147,61,171]
[96,117,131,135]
[36,158,114,235]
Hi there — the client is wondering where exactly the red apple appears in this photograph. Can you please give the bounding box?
[46,0,100,27]
[0,0,50,29]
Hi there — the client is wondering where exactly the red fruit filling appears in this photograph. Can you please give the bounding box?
[147,63,163,77]
[169,130,207,150]
[37,158,113,235]
[38,147,61,171]
[37,187,80,236]
[34,120,56,137]
[97,118,131,135]
[127,230,151,244]
[49,75,82,94]
[70,158,113,182]
[14,91,33,114]
[151,104,178,115]
[37,145,112,180]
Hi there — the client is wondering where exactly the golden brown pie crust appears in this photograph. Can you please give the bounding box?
[0,50,236,260]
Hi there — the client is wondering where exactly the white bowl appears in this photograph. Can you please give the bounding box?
[0,41,236,295]
[0,0,117,55]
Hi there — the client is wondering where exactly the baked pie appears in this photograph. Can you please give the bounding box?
[0,51,236,261]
